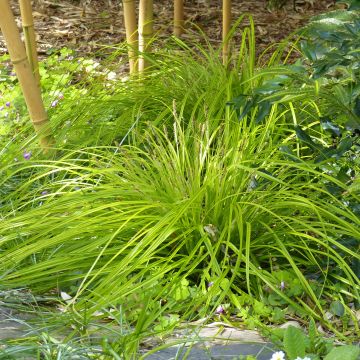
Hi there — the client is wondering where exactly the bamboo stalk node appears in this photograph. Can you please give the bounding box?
[12,56,29,65]
[0,0,53,150]
[139,31,153,37]
[138,0,153,73]
[33,117,49,125]
[20,0,41,86]
[22,20,34,27]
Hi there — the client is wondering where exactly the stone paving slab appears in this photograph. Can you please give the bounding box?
[145,342,275,360]
[0,305,30,341]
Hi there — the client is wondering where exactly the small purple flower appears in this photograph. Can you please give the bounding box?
[10,72,16,76]
[41,190,48,195]
[215,305,225,315]
[208,281,214,288]
[23,151,31,160]
[5,101,10,107]
[58,93,64,100]
[0,106,4,111]
[280,281,285,291]
[51,100,59,107]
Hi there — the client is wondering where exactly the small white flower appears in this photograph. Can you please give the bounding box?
[270,351,286,360]
[295,357,311,360]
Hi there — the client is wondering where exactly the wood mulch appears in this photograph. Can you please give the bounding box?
[0,0,339,63]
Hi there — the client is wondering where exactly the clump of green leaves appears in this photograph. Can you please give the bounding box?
[270,321,360,360]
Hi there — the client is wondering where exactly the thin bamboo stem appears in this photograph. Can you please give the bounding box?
[222,0,231,65]
[138,0,153,72]
[174,0,184,36]
[19,0,40,87]
[122,0,138,74]
[0,0,53,151]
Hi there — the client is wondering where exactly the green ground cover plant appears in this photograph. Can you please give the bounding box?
[0,11,359,360]
[269,322,360,360]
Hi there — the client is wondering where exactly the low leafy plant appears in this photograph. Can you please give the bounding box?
[270,321,360,360]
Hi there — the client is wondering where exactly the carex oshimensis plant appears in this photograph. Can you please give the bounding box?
[0,18,359,342]
[1,105,359,333]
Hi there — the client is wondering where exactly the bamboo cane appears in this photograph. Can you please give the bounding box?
[138,0,153,72]
[122,0,138,74]
[0,0,53,150]
[174,0,184,36]
[19,0,40,87]
[222,0,231,65]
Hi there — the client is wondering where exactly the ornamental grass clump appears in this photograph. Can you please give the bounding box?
[0,17,359,349]
[1,86,359,334]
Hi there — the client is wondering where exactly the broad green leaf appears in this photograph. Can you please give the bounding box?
[256,100,272,124]
[268,293,286,307]
[253,300,272,317]
[271,307,286,322]
[284,326,306,360]
[329,300,345,317]
[173,280,190,301]
[324,345,360,360]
